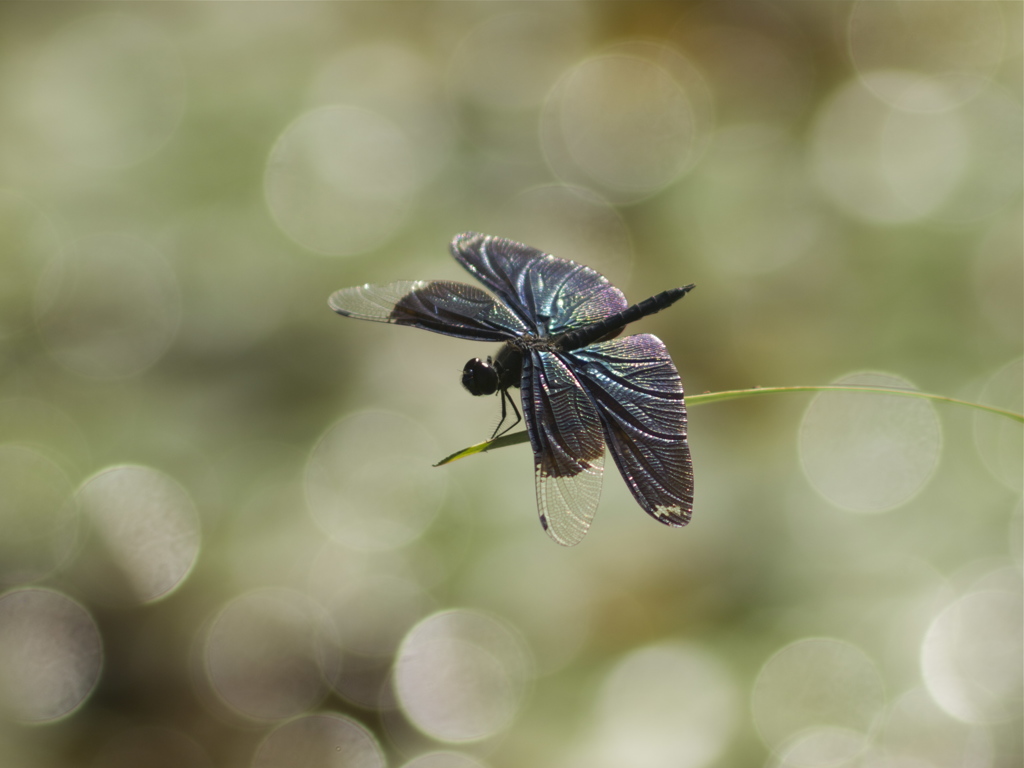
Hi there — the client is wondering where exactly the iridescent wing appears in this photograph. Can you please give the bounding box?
[567,334,693,526]
[450,232,628,336]
[328,280,526,341]
[520,350,606,546]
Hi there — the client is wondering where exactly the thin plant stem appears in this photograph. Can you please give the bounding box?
[434,384,1023,466]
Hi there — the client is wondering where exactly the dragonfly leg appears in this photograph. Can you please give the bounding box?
[491,387,522,439]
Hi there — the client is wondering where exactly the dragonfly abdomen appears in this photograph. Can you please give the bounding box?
[556,284,695,352]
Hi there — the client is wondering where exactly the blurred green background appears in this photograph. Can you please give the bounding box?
[0,3,1021,767]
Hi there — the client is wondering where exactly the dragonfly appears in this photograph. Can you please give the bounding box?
[328,232,694,546]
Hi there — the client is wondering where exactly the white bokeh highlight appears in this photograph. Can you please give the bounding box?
[0,588,103,723]
[394,609,530,743]
[921,589,1023,724]
[811,73,969,224]
[460,541,592,674]
[752,637,886,756]
[399,753,490,768]
[265,105,419,256]
[881,687,994,768]
[541,44,712,203]
[563,57,692,194]
[319,574,433,660]
[848,1,1007,108]
[305,410,446,551]
[203,588,337,722]
[566,642,738,768]
[972,358,1023,493]
[767,727,870,768]
[305,544,437,708]
[77,465,200,604]
[308,42,454,185]
[252,713,385,768]
[799,372,942,513]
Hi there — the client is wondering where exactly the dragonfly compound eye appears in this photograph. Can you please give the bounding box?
[462,358,499,396]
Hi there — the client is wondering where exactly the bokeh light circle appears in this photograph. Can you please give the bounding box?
[540,45,712,203]
[799,372,942,513]
[321,574,433,660]
[252,713,384,768]
[0,443,78,586]
[848,1,1006,108]
[308,42,455,185]
[393,609,530,743]
[203,588,337,722]
[305,545,436,709]
[399,752,490,768]
[0,588,103,723]
[752,637,886,755]
[768,727,870,768]
[305,410,446,551]
[811,74,968,224]
[265,105,419,256]
[460,541,592,674]
[921,589,1023,724]
[972,358,1023,493]
[931,86,1023,225]
[76,465,200,605]
[33,233,181,380]
[881,687,994,768]
[27,13,186,168]
[582,642,739,768]
[562,56,692,195]
[879,79,968,214]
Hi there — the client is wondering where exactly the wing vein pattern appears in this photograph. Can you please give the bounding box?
[521,350,605,546]
[328,280,525,341]
[451,232,628,336]
[568,334,693,527]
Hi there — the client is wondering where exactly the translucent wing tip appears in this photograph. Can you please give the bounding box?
[327,285,361,315]
[539,508,591,547]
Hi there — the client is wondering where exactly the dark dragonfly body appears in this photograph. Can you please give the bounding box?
[328,232,695,546]
[461,285,694,439]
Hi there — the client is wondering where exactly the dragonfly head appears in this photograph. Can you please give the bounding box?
[462,357,499,396]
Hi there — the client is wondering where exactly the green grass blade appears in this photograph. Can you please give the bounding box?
[434,384,1023,466]
[434,429,531,466]
[686,385,1024,422]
